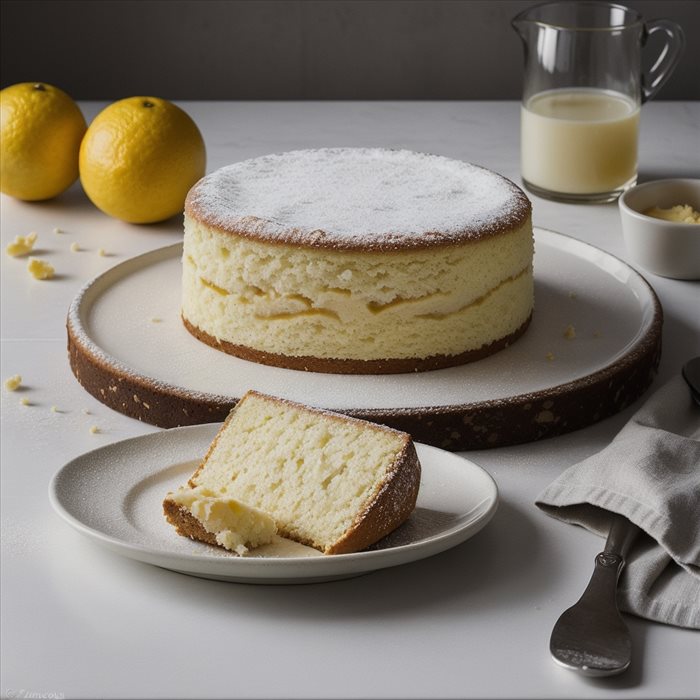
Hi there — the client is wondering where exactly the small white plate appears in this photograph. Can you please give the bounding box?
[49,424,498,584]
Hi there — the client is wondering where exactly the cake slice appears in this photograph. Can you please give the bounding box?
[163,390,421,554]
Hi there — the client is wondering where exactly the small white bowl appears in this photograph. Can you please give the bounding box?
[619,179,700,280]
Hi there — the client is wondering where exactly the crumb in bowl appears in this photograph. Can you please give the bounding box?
[643,204,700,224]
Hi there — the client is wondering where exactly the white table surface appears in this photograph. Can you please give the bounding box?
[1,101,699,700]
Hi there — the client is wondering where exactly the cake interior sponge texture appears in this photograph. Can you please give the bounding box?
[181,216,534,362]
[187,391,421,554]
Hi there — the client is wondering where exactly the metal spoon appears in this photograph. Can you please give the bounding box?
[682,356,700,406]
[550,513,639,676]
[550,358,699,676]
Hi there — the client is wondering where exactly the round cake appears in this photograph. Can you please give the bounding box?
[182,148,534,374]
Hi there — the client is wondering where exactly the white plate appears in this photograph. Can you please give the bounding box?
[67,227,661,448]
[48,424,498,584]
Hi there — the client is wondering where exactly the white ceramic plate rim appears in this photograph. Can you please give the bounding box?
[48,424,498,583]
[66,227,661,413]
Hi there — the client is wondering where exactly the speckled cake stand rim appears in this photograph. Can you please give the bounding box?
[66,230,663,451]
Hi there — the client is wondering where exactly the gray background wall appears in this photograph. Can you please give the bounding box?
[1,0,698,100]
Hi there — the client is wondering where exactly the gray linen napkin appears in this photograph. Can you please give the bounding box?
[536,373,700,629]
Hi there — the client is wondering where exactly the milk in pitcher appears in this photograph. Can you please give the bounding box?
[521,88,640,196]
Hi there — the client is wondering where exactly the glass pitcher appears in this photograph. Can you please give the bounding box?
[512,1,685,203]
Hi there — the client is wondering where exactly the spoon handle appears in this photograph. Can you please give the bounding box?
[550,513,640,676]
[604,513,639,557]
[579,514,638,605]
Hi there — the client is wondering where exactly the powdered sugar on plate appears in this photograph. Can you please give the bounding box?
[186,148,528,250]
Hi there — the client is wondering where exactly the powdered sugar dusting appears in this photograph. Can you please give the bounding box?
[186,148,529,250]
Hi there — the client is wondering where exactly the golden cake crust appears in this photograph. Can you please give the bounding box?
[162,499,221,548]
[325,438,421,554]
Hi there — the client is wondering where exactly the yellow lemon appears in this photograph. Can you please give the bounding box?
[79,96,206,224]
[0,82,87,201]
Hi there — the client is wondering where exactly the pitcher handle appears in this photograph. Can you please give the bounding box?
[641,19,685,103]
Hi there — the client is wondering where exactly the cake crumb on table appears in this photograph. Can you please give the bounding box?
[19,397,31,406]
[89,425,100,434]
[563,324,576,340]
[6,232,37,257]
[53,227,63,234]
[4,375,22,391]
[27,258,55,280]
[98,248,107,257]
[70,242,80,252]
